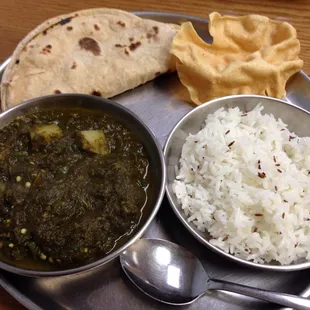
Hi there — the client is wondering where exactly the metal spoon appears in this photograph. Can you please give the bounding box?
[120,238,310,309]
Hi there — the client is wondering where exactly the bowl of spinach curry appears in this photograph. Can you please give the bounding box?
[0,94,166,276]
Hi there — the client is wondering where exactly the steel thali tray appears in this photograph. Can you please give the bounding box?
[1,11,310,310]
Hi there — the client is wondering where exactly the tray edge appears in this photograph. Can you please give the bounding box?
[0,10,309,310]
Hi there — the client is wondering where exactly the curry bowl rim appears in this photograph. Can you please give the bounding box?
[0,93,166,277]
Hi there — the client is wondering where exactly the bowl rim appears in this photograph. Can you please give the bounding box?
[0,93,166,277]
[164,94,310,272]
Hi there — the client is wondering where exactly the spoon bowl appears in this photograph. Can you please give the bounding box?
[120,238,207,305]
[120,238,310,309]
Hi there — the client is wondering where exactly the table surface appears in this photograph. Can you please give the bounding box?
[0,0,309,309]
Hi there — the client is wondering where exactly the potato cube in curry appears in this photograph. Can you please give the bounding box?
[30,124,63,147]
[77,130,109,155]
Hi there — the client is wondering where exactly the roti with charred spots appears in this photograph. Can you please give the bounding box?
[1,8,179,110]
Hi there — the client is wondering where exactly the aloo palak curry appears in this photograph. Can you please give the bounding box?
[0,109,150,270]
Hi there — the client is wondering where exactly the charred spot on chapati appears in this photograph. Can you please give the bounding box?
[79,37,101,56]
[153,26,159,35]
[59,17,73,25]
[117,21,126,27]
[147,26,160,39]
[129,41,141,51]
[91,90,102,97]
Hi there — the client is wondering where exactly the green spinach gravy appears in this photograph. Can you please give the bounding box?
[0,109,150,270]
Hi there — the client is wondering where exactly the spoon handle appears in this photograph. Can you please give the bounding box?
[208,278,310,310]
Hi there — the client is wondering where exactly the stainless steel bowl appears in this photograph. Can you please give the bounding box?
[0,94,166,277]
[164,94,310,271]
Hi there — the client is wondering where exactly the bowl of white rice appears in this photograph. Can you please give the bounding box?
[164,95,310,271]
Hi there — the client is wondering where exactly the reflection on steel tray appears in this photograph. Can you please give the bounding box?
[1,11,310,310]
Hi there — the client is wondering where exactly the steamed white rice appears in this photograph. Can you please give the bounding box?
[173,104,310,265]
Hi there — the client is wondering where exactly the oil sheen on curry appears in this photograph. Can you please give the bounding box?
[0,109,150,270]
